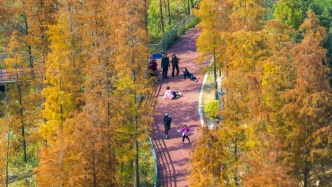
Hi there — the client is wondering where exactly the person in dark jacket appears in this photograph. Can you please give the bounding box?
[171,54,180,78]
[164,113,172,139]
[148,58,158,78]
[161,53,170,80]
[183,67,198,82]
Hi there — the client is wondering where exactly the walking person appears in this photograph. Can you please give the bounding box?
[161,53,170,80]
[171,54,180,78]
[164,113,172,139]
[178,125,191,145]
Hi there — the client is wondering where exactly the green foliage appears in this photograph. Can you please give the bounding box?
[147,0,201,43]
[204,100,219,119]
[8,143,39,186]
[184,17,201,31]
[274,0,309,30]
[309,0,332,72]
[138,140,156,187]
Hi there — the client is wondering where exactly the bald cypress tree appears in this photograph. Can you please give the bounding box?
[240,20,297,186]
[111,1,154,185]
[281,10,332,186]
[37,0,154,186]
[189,127,224,186]
[194,0,231,100]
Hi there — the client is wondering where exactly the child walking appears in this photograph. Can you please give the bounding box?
[178,125,191,145]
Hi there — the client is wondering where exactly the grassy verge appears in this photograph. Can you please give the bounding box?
[139,139,157,187]
[201,70,219,127]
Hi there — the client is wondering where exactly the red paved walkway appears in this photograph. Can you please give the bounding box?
[152,28,208,187]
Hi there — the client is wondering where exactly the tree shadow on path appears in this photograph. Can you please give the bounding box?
[151,27,205,187]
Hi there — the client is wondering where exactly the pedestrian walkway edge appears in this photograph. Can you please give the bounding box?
[198,59,213,127]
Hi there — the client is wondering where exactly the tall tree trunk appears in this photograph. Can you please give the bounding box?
[303,159,309,187]
[129,10,140,186]
[190,0,194,8]
[163,0,167,11]
[18,84,27,163]
[6,112,10,187]
[135,141,139,187]
[143,0,149,33]
[187,0,190,15]
[23,2,35,79]
[159,0,164,32]
[234,138,239,186]
[92,147,97,187]
[213,50,218,100]
[167,0,171,25]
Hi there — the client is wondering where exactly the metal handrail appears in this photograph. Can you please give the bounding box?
[154,15,199,54]
[148,15,200,187]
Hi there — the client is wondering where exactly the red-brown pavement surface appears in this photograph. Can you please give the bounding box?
[151,28,208,187]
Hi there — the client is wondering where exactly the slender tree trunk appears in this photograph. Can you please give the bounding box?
[213,50,218,100]
[92,147,97,187]
[159,0,164,32]
[187,0,190,15]
[39,0,48,65]
[17,84,27,163]
[105,58,111,125]
[6,113,10,187]
[68,7,75,68]
[135,141,139,187]
[234,140,239,186]
[190,0,194,8]
[167,0,171,25]
[129,10,140,186]
[143,0,149,33]
[303,159,309,187]
[233,113,240,186]
[23,4,35,79]
[163,0,167,12]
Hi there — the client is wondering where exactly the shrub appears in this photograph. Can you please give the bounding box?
[204,100,219,119]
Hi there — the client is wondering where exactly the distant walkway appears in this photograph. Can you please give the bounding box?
[151,28,208,187]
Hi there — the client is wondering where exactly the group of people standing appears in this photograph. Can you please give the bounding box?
[149,52,199,82]
[161,53,180,80]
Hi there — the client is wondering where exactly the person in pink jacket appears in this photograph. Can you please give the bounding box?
[163,86,182,99]
[177,125,191,145]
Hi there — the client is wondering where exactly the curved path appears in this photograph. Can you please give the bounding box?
[152,28,208,187]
